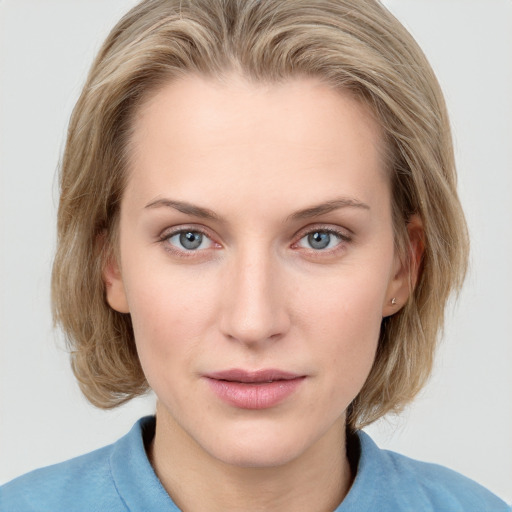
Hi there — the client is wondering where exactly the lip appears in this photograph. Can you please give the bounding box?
[204,369,306,410]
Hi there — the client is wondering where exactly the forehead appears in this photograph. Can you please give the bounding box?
[124,74,389,215]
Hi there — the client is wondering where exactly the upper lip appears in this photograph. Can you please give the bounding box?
[205,369,303,383]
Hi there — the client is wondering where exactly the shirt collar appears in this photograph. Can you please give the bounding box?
[109,416,180,511]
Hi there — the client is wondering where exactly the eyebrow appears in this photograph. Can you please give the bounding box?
[144,198,220,220]
[288,197,370,221]
[144,196,370,222]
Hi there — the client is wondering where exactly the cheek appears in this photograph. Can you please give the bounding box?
[296,263,389,383]
[123,265,220,370]
[299,263,388,339]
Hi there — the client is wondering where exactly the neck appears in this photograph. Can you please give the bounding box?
[148,404,353,512]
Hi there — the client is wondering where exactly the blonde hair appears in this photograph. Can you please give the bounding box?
[52,0,468,430]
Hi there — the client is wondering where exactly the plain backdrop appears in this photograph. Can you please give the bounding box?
[1,0,511,503]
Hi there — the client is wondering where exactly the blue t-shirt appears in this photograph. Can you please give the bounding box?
[1,416,509,511]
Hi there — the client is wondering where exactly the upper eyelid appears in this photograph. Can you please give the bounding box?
[158,224,215,240]
[293,224,352,240]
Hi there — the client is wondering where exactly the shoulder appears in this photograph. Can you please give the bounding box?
[0,416,163,512]
[0,442,124,512]
[341,431,511,512]
[381,448,509,511]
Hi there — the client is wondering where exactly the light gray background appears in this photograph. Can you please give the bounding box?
[1,0,511,502]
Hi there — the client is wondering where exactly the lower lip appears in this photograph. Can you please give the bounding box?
[206,377,305,410]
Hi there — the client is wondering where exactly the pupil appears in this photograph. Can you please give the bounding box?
[308,232,330,250]
[180,231,202,250]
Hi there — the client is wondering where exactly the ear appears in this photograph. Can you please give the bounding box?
[382,214,424,317]
[99,233,130,314]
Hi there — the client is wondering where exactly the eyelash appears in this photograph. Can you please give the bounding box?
[157,225,352,258]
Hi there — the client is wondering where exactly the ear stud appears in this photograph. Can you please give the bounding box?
[391,297,397,305]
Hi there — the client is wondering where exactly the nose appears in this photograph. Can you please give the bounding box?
[219,248,290,347]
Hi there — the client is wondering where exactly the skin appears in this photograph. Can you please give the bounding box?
[104,74,422,511]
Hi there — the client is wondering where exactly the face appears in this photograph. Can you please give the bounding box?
[105,74,410,468]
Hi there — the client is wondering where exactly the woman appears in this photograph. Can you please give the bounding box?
[1,0,509,510]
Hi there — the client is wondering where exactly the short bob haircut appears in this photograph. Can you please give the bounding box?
[52,0,468,430]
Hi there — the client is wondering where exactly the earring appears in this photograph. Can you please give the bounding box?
[391,297,397,305]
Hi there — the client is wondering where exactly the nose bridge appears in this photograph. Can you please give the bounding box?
[221,243,288,345]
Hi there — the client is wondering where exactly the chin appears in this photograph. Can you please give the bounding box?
[201,424,316,469]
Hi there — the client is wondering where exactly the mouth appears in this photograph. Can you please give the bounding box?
[204,369,306,409]
[206,368,303,383]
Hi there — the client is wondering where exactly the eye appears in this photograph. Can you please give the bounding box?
[296,229,347,251]
[166,230,214,251]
